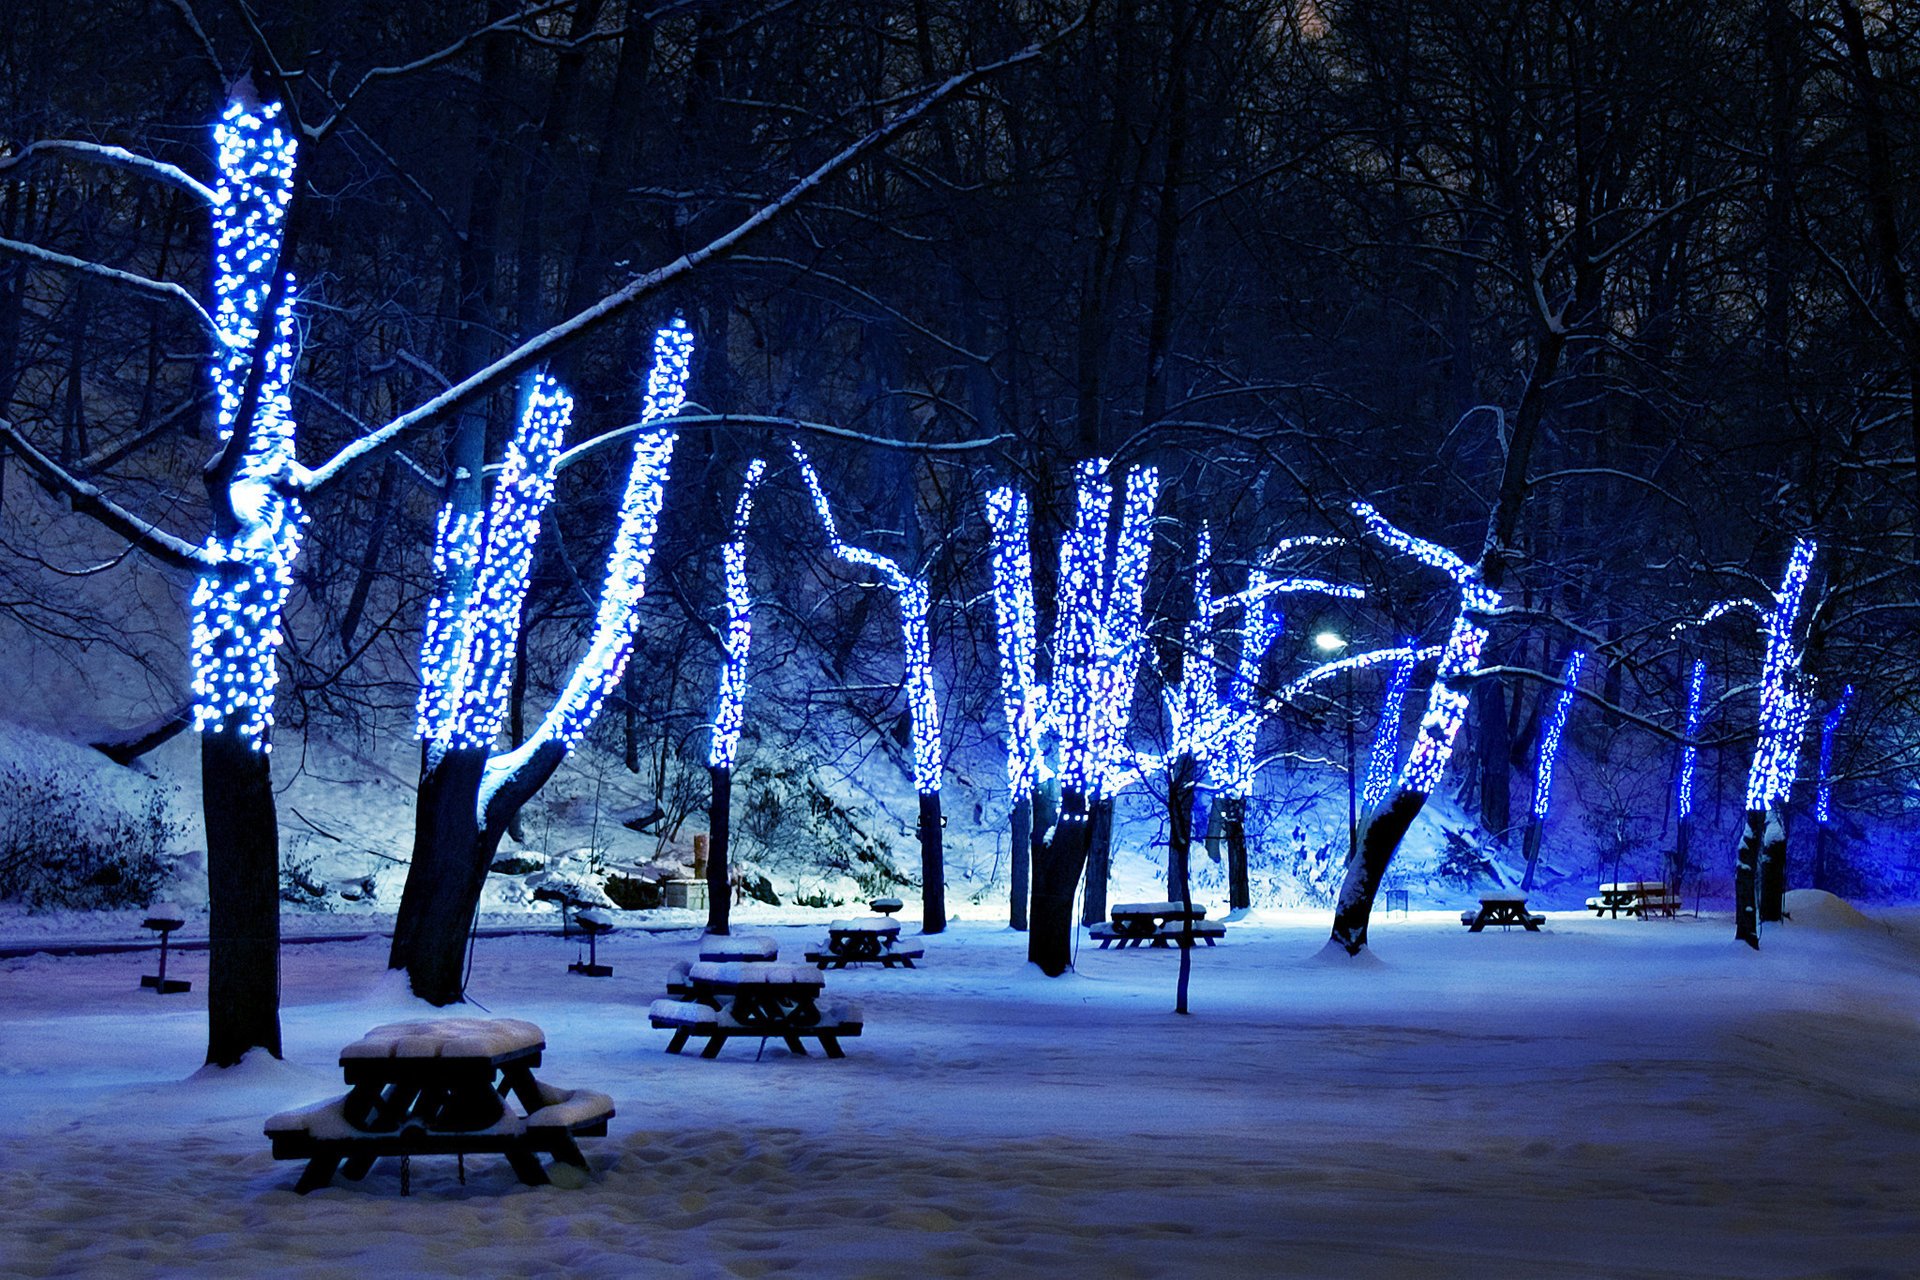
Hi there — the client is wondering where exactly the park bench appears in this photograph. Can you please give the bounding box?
[1460,893,1545,932]
[264,1017,612,1194]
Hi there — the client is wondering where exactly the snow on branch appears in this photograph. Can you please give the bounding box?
[0,235,222,339]
[0,418,211,570]
[0,138,219,205]
[790,441,941,795]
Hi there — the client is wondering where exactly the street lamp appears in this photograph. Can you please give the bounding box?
[1314,631,1357,858]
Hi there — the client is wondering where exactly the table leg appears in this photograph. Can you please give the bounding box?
[700,1034,726,1059]
[783,1035,808,1056]
[341,1152,378,1181]
[820,1035,845,1060]
[295,1155,340,1194]
[666,1028,690,1055]
[500,1064,545,1115]
[1468,915,1486,933]
[504,1147,549,1187]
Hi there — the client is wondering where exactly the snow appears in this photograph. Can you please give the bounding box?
[4,909,1920,1275]
[338,1017,544,1061]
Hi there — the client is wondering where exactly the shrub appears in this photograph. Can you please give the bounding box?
[0,763,179,909]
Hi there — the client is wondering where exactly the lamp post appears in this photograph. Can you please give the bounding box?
[1315,631,1356,858]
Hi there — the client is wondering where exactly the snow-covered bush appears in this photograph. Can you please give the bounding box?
[0,763,178,908]
[734,761,910,902]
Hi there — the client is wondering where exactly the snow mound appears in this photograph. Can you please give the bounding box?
[1784,889,1876,932]
[1305,939,1387,968]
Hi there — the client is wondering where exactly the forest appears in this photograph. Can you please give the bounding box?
[3,0,1920,1063]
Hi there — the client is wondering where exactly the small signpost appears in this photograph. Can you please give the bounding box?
[139,906,190,994]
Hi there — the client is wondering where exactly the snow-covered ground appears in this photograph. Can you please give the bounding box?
[3,893,1918,1278]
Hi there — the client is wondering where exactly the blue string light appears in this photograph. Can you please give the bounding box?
[1676,659,1707,822]
[985,486,1042,801]
[481,321,691,813]
[1351,501,1502,796]
[1531,650,1586,820]
[790,442,943,795]
[1743,538,1817,810]
[1362,647,1417,810]
[708,459,768,772]
[190,98,302,750]
[1815,684,1853,826]
[1166,525,1219,759]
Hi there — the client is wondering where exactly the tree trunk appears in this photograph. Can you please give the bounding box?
[202,728,282,1065]
[1519,814,1544,891]
[1081,797,1113,926]
[1672,816,1691,893]
[919,791,945,934]
[1759,807,1790,923]
[1474,677,1512,839]
[1028,793,1094,976]
[1166,753,1194,897]
[1743,809,1781,951]
[1812,821,1830,893]
[1009,793,1031,931]
[706,764,732,936]
[1330,790,1428,954]
[390,747,488,1004]
[1224,794,1249,910]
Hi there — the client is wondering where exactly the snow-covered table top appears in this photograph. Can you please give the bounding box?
[1598,882,1666,894]
[828,919,901,934]
[869,898,904,913]
[687,961,824,989]
[1478,893,1529,903]
[698,935,779,961]
[339,1017,545,1062]
[1111,902,1206,919]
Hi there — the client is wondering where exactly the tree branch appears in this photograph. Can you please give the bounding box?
[0,419,211,571]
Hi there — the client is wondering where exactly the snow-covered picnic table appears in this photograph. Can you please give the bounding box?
[264,1017,613,1193]
[1093,902,1223,949]
[1587,881,1680,919]
[1461,893,1545,933]
[653,959,861,1058]
[807,918,923,968]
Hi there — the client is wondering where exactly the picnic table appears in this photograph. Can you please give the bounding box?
[264,1018,613,1194]
[1092,901,1225,949]
[1586,881,1681,919]
[806,918,924,969]
[653,960,861,1058]
[1460,893,1545,932]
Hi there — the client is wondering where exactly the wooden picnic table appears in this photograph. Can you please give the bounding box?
[265,1018,612,1194]
[1108,901,1206,944]
[1587,881,1680,919]
[656,960,860,1058]
[1460,893,1545,933]
[808,918,923,969]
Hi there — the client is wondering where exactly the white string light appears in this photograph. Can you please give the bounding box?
[1744,538,1817,810]
[708,458,768,772]
[789,442,942,795]
[1531,650,1586,820]
[190,98,302,750]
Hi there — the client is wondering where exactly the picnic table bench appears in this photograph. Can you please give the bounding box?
[264,1018,612,1194]
[806,918,923,969]
[652,960,860,1058]
[1586,881,1681,919]
[1092,902,1222,949]
[1460,893,1545,932]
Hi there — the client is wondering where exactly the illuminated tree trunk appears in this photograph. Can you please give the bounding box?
[1009,794,1031,931]
[1223,795,1250,910]
[1030,791,1094,975]
[919,791,946,934]
[707,764,732,935]
[202,728,281,1066]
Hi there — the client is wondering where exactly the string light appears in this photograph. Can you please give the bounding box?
[1092,468,1161,789]
[1531,650,1586,820]
[1743,537,1817,810]
[1676,659,1707,821]
[1351,501,1503,796]
[415,507,483,738]
[1166,525,1219,759]
[789,442,943,795]
[480,320,692,813]
[190,99,302,749]
[985,486,1042,800]
[435,376,572,752]
[708,459,768,772]
[1362,647,1417,810]
[1051,461,1112,801]
[1815,684,1853,825]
